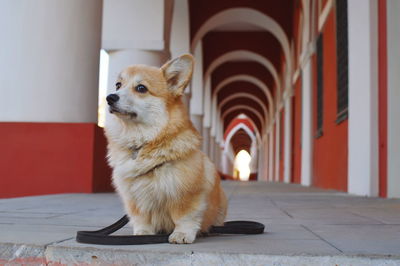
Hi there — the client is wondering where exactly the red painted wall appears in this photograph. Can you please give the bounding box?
[378,0,388,197]
[0,123,113,198]
[312,9,348,192]
[279,110,285,182]
[292,77,302,184]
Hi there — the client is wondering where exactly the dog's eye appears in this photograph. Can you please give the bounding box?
[115,82,122,90]
[135,84,148,93]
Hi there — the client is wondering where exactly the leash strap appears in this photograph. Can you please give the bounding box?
[76,215,265,245]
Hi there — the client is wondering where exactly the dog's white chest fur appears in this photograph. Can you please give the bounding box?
[112,160,186,232]
[115,163,180,206]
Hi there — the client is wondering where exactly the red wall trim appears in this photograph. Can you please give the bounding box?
[378,0,388,197]
[0,122,112,198]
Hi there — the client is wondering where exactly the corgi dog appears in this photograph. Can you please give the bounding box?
[104,54,227,244]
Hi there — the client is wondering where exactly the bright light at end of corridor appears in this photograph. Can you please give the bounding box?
[234,150,251,181]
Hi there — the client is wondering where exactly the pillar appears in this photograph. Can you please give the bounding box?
[209,136,216,161]
[387,0,400,198]
[0,0,106,197]
[202,127,210,155]
[190,41,204,133]
[250,139,258,174]
[202,77,212,153]
[348,0,379,196]
[268,128,274,181]
[214,142,221,171]
[284,95,293,183]
[274,112,281,182]
[170,0,191,110]
[301,58,313,186]
[262,134,269,181]
[0,0,102,122]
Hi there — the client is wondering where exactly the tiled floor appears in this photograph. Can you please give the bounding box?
[1,181,400,265]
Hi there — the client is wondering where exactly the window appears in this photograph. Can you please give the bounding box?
[336,0,349,123]
[316,34,324,138]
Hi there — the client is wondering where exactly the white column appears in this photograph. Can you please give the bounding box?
[300,59,313,186]
[386,0,400,198]
[102,0,165,51]
[210,104,219,139]
[216,115,224,144]
[263,134,270,181]
[170,0,190,59]
[268,128,275,182]
[257,136,267,181]
[190,41,204,133]
[257,146,263,180]
[209,137,216,161]
[284,96,293,183]
[191,115,203,134]
[348,0,379,196]
[0,0,102,123]
[214,144,221,171]
[222,150,229,175]
[170,0,191,110]
[202,127,210,155]
[203,78,212,128]
[274,112,281,182]
[202,77,212,152]
[225,143,235,176]
[250,140,258,173]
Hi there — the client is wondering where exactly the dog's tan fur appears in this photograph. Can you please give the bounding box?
[105,54,227,244]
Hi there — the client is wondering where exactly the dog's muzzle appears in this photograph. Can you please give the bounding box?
[106,94,137,118]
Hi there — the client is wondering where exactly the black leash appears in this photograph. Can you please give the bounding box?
[76,215,265,245]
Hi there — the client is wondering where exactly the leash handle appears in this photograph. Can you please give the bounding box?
[76,216,265,245]
[210,221,265,235]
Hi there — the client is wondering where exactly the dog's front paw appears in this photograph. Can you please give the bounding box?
[168,231,196,244]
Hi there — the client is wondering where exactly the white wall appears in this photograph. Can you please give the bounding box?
[387,0,400,198]
[0,0,102,123]
[348,0,379,196]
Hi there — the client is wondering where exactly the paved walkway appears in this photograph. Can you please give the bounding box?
[1,181,400,265]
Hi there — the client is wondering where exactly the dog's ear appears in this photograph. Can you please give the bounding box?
[161,54,194,96]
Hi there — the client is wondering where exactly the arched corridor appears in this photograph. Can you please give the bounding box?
[1,0,400,199]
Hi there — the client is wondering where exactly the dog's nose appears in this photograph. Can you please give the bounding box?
[106,94,119,105]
